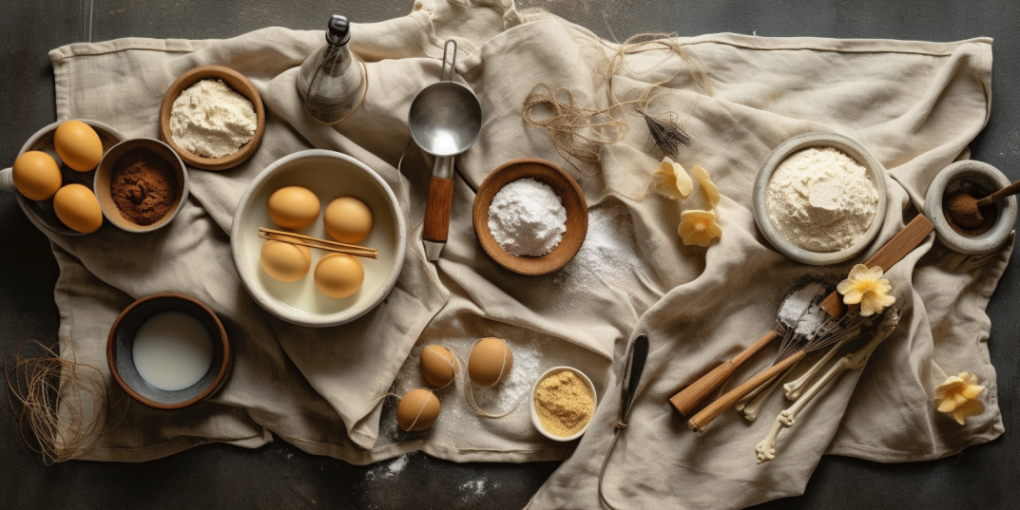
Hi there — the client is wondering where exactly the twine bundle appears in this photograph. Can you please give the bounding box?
[522,33,712,169]
[4,341,107,464]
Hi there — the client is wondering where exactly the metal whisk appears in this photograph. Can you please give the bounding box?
[687,309,871,432]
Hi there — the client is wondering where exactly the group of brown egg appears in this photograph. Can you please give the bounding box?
[260,186,374,298]
[12,121,105,234]
[396,337,513,432]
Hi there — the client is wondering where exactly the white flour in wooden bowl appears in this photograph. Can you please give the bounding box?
[766,147,879,252]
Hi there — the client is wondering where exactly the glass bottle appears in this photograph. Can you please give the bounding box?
[297,15,366,124]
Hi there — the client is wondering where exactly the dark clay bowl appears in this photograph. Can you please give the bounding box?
[107,293,231,409]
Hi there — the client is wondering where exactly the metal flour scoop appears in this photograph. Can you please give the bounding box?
[408,40,482,261]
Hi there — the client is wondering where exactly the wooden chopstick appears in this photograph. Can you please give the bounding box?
[670,214,935,422]
[259,227,379,259]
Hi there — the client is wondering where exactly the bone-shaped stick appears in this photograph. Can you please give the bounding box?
[755,311,900,464]
[783,328,860,401]
[742,361,799,421]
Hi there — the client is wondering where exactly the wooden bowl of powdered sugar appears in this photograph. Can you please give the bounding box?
[159,65,265,171]
[473,159,588,276]
[752,132,888,266]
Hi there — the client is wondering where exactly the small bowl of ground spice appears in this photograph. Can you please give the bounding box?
[924,160,1017,255]
[531,366,597,442]
[94,138,188,233]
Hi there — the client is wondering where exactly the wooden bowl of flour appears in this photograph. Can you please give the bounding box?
[159,65,265,171]
[473,159,588,276]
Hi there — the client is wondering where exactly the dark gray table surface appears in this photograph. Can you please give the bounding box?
[2,1,1017,508]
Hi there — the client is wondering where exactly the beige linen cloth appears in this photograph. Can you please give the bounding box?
[31,0,1008,507]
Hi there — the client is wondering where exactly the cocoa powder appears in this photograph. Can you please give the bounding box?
[111,148,177,226]
[943,191,996,237]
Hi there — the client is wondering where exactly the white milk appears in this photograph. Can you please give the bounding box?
[132,311,214,391]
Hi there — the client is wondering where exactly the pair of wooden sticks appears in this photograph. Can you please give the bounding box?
[258,227,379,259]
[670,214,935,432]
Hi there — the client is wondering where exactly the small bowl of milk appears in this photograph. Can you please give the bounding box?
[107,293,231,409]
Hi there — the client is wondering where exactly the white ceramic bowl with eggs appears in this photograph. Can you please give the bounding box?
[231,150,406,328]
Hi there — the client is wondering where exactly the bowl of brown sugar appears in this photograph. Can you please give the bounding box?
[530,366,597,442]
[94,138,188,233]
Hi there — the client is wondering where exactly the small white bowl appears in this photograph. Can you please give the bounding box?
[752,132,888,265]
[924,160,1017,255]
[230,150,406,327]
[530,366,597,442]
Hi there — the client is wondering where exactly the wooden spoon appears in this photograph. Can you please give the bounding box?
[670,214,934,420]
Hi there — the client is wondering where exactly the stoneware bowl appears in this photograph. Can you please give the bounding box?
[752,132,888,265]
[231,149,406,328]
[473,159,588,276]
[107,293,231,409]
[159,65,265,171]
[530,366,598,442]
[94,138,189,233]
[924,160,1017,255]
[0,119,125,236]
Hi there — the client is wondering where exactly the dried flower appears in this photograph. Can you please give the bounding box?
[652,156,692,200]
[935,372,985,425]
[836,264,896,317]
[692,165,720,208]
[678,209,722,247]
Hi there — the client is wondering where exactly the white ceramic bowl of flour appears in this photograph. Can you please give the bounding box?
[753,132,887,265]
[231,150,406,327]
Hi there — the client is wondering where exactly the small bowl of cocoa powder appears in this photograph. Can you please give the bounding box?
[94,138,188,233]
[924,160,1016,255]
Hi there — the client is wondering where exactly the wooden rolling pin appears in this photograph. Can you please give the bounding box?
[669,214,934,419]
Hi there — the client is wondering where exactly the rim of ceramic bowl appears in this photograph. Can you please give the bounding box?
[229,149,407,328]
[158,65,266,171]
[94,138,189,233]
[106,293,231,410]
[752,132,888,266]
[923,160,1017,255]
[530,366,597,442]
[4,119,126,236]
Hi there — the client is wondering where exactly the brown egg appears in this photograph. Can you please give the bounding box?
[260,240,312,282]
[324,196,373,243]
[54,120,103,172]
[396,388,441,432]
[420,345,459,388]
[12,151,62,201]
[314,253,364,298]
[267,186,320,229]
[53,184,103,234]
[468,337,513,387]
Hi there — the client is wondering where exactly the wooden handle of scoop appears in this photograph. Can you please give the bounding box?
[687,350,807,433]
[818,214,934,317]
[423,176,454,242]
[976,179,1020,207]
[669,330,778,417]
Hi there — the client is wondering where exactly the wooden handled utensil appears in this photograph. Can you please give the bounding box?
[408,40,483,261]
[670,214,934,421]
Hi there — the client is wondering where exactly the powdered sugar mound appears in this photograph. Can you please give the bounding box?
[555,201,642,288]
[488,178,567,256]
